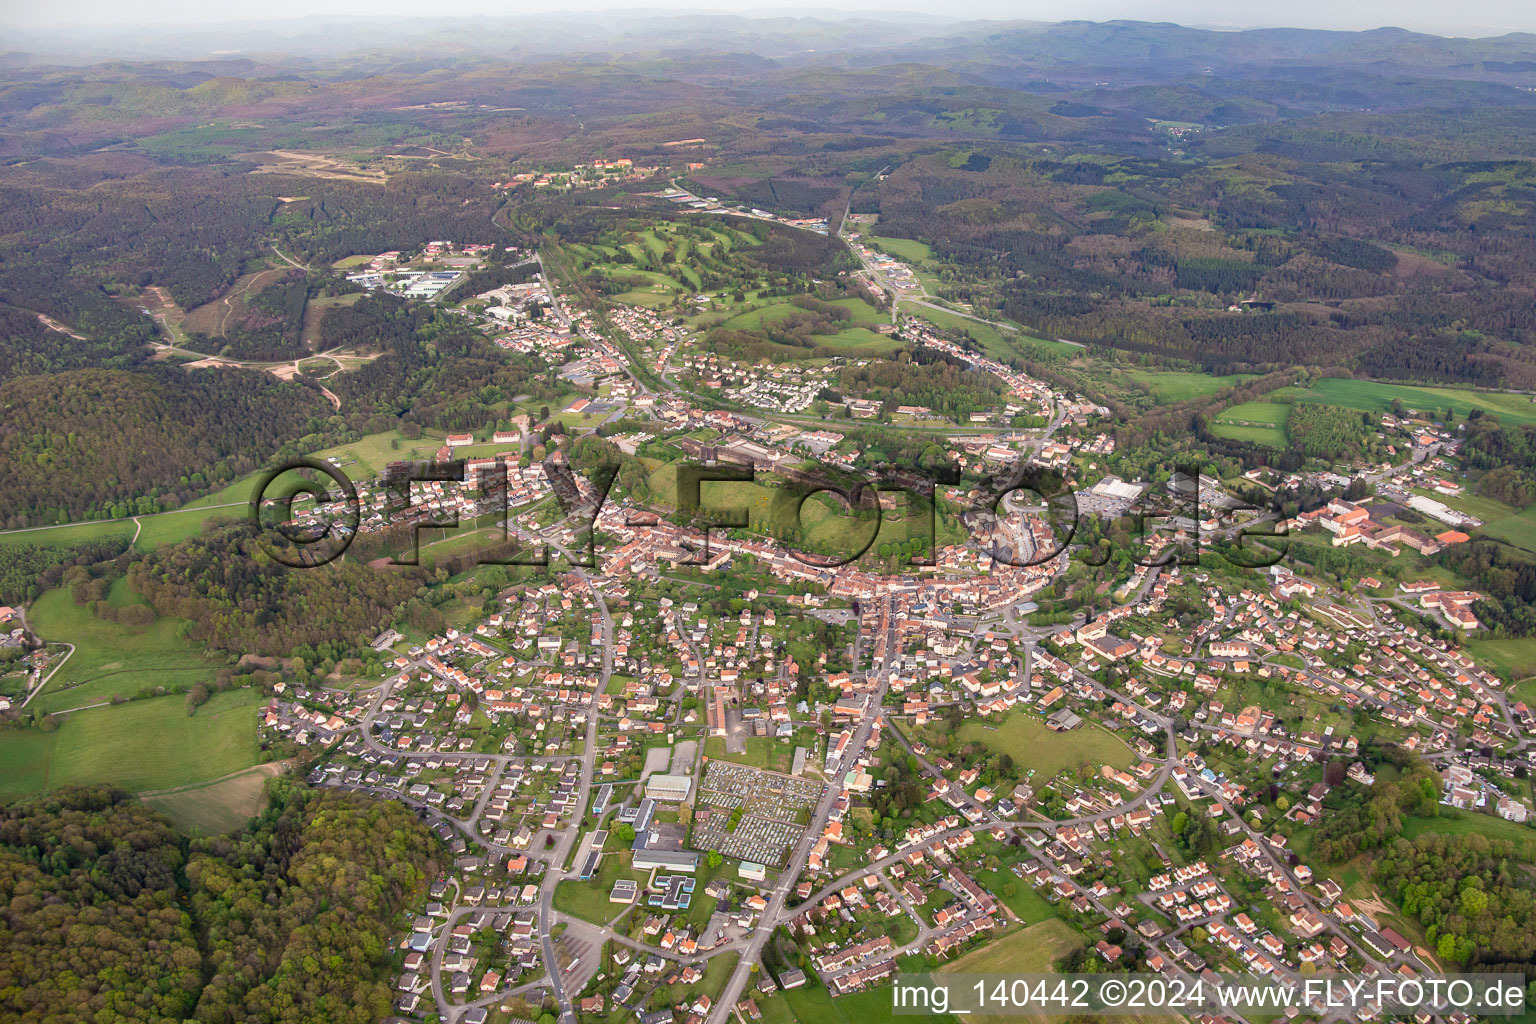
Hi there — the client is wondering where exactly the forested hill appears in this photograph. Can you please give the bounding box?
[0,784,440,1024]
[0,365,333,527]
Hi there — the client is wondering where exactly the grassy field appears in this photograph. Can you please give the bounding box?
[1122,369,1256,403]
[865,234,933,263]
[305,427,447,480]
[1478,503,1536,553]
[0,519,136,550]
[1269,378,1536,427]
[1210,400,1291,446]
[940,918,1080,975]
[1466,637,1536,683]
[939,918,1168,1024]
[702,733,819,775]
[553,849,640,925]
[1402,811,1536,858]
[0,688,264,800]
[723,296,887,333]
[569,221,764,313]
[955,713,1136,778]
[0,427,446,556]
[140,763,280,833]
[26,580,221,714]
[969,864,1057,924]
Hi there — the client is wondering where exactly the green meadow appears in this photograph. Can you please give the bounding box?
[0,688,263,800]
[1122,369,1257,403]
[25,579,221,715]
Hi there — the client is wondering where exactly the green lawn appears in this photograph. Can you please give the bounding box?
[970,864,1057,924]
[0,688,264,799]
[553,850,640,925]
[954,712,1135,777]
[26,579,222,714]
[702,734,816,775]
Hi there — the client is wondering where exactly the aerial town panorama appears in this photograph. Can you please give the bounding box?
[4,7,1536,1024]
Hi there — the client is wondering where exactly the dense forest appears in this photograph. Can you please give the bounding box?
[1376,832,1536,968]
[0,534,134,605]
[1285,403,1376,461]
[0,784,439,1024]
[869,146,1536,384]
[128,523,424,662]
[1440,539,1536,636]
[0,366,334,527]
[0,302,149,382]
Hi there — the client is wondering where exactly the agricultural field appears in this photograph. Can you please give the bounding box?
[25,579,222,714]
[140,762,283,833]
[0,688,265,800]
[954,713,1136,777]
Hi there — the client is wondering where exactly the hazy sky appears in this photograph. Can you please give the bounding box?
[3,0,1534,36]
